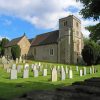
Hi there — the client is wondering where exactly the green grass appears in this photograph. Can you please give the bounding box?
[0,60,100,100]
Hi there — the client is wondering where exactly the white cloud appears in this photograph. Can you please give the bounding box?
[0,36,10,40]
[0,0,98,37]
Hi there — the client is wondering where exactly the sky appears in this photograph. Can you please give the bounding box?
[0,0,99,40]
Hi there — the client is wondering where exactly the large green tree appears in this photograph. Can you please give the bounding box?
[77,0,100,41]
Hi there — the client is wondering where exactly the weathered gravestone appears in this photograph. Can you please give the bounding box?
[65,66,68,74]
[16,58,18,64]
[12,64,16,70]
[10,69,17,79]
[51,68,57,82]
[23,69,29,78]
[68,68,73,79]
[43,69,47,76]
[19,56,22,63]
[79,69,83,76]
[7,68,11,73]
[17,65,22,73]
[76,66,79,72]
[24,63,29,69]
[89,67,92,74]
[34,70,38,77]
[61,67,66,80]
[83,67,86,75]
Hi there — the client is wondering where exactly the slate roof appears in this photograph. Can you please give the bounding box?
[31,30,59,47]
[5,36,24,47]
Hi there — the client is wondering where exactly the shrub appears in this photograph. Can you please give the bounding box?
[11,45,21,60]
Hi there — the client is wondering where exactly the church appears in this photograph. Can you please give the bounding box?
[5,15,83,64]
[28,15,84,64]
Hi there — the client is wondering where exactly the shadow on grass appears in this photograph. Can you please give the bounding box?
[0,80,64,100]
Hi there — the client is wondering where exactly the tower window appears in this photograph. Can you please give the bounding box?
[49,49,54,56]
[63,21,67,26]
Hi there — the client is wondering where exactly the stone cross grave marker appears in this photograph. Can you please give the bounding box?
[51,67,57,82]
[10,69,17,79]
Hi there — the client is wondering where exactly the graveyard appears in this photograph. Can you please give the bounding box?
[0,57,100,100]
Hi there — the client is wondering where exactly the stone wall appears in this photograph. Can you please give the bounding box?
[29,44,58,63]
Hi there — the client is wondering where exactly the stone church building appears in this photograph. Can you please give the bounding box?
[4,15,83,64]
[29,15,84,64]
[5,34,31,58]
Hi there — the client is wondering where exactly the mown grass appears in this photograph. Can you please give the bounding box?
[0,60,100,100]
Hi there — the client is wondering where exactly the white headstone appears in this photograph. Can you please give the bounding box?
[10,69,17,79]
[43,69,47,76]
[24,63,29,69]
[68,69,73,79]
[34,70,38,77]
[76,66,79,72]
[61,67,66,80]
[52,68,57,82]
[12,64,16,70]
[19,56,22,63]
[89,67,92,74]
[79,69,83,76]
[16,58,18,64]
[65,66,68,74]
[23,69,29,78]
[83,67,86,75]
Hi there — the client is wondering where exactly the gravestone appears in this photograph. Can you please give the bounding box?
[23,60,25,63]
[61,67,66,80]
[7,68,11,73]
[89,67,92,74]
[17,65,22,73]
[24,63,29,69]
[33,65,37,70]
[92,66,95,74]
[68,69,73,79]
[16,58,18,64]
[23,69,29,78]
[83,67,86,75]
[65,66,68,74]
[19,56,22,63]
[43,69,47,76]
[10,69,17,79]
[34,70,38,77]
[76,66,79,72]
[51,68,57,82]
[79,69,83,76]
[12,64,16,70]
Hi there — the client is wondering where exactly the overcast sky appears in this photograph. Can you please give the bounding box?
[0,0,99,40]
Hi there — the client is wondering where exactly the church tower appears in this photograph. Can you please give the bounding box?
[58,15,83,64]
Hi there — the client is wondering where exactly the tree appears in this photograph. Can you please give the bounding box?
[1,38,9,56]
[77,0,100,20]
[86,23,100,41]
[11,45,21,60]
[77,0,100,41]
[82,40,100,65]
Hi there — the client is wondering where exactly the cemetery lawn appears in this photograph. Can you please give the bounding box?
[0,62,100,100]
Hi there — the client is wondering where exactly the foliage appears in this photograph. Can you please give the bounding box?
[82,40,100,65]
[77,0,100,20]
[11,45,21,60]
[0,38,9,56]
[86,23,100,41]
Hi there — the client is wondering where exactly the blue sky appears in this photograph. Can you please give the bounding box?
[0,0,99,40]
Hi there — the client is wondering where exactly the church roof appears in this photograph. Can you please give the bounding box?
[5,35,25,47]
[31,30,59,46]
